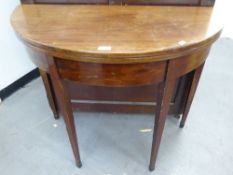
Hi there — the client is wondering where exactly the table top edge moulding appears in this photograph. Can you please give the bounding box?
[11,4,222,64]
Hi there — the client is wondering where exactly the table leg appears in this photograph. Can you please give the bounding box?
[39,69,59,119]
[48,59,82,167]
[180,63,205,128]
[149,79,176,171]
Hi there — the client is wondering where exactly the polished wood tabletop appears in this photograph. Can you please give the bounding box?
[11,4,222,171]
[11,5,222,63]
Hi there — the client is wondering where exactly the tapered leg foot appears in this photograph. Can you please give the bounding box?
[76,161,82,168]
[174,114,181,119]
[54,113,59,120]
[149,165,155,171]
[179,123,185,128]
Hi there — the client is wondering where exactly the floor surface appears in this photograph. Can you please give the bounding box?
[0,38,233,175]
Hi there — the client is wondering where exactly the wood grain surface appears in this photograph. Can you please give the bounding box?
[11,5,222,63]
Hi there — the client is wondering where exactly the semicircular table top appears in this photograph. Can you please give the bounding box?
[11,4,222,63]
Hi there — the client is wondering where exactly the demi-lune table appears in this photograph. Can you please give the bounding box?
[11,4,222,171]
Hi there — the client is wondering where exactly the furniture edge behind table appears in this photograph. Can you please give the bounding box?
[11,4,221,171]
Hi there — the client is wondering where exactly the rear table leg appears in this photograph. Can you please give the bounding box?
[39,69,59,119]
[180,63,205,128]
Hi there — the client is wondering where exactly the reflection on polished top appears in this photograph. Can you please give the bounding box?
[11,5,222,63]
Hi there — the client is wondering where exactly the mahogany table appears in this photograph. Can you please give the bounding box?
[19,1,216,117]
[11,4,222,171]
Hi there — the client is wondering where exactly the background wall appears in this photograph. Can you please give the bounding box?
[0,0,35,91]
[216,0,233,38]
[0,0,232,91]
